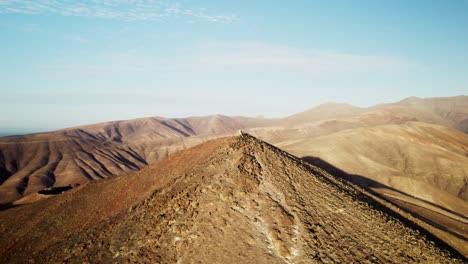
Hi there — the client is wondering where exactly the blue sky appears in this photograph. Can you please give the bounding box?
[1,0,467,134]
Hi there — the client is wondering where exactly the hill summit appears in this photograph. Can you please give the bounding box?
[0,134,464,263]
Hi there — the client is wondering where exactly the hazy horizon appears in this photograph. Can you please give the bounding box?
[1,94,467,137]
[1,1,468,133]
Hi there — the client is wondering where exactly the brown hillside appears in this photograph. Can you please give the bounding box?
[276,122,468,255]
[0,115,253,204]
[393,96,468,132]
[278,122,468,203]
[0,134,464,263]
[1,96,467,204]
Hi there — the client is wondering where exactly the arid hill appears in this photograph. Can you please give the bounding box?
[272,122,468,251]
[389,96,468,132]
[61,115,252,142]
[0,135,465,263]
[247,103,468,254]
[1,96,467,253]
[2,96,467,205]
[0,115,254,204]
[276,122,468,202]
[281,95,468,130]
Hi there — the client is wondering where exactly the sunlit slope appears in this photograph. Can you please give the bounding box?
[279,122,468,203]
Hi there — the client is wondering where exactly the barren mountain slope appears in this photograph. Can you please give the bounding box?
[0,135,464,263]
[0,96,467,205]
[278,122,468,203]
[0,115,252,204]
[249,96,468,146]
[61,115,252,142]
[391,96,468,132]
[248,106,419,146]
[277,122,468,252]
[281,96,468,131]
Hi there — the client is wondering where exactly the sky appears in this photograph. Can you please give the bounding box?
[1,0,467,134]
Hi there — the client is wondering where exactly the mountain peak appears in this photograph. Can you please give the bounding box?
[399,96,423,104]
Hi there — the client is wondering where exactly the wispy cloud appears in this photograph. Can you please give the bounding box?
[0,0,238,23]
[193,42,418,74]
[37,42,419,78]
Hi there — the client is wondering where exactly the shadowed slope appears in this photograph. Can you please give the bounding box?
[61,115,250,143]
[0,135,464,263]
[0,115,252,203]
[0,136,151,203]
